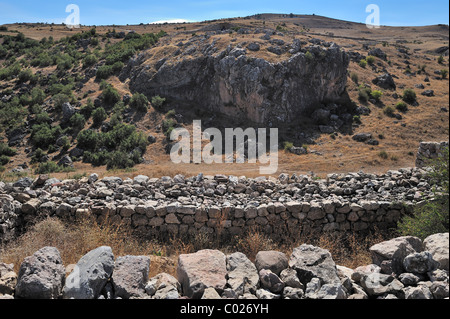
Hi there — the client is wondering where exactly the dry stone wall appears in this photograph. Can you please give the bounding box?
[0,167,438,243]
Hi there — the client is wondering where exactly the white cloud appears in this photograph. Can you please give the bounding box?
[149,19,193,24]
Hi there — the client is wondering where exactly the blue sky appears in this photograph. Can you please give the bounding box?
[0,0,448,26]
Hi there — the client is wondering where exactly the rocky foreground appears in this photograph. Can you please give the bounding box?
[0,233,448,299]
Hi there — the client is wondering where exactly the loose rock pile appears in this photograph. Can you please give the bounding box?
[0,167,438,242]
[0,233,448,299]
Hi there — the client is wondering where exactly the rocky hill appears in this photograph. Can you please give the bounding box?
[0,14,448,178]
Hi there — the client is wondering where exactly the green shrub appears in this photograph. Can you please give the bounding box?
[70,113,86,131]
[395,101,408,112]
[82,54,98,68]
[0,143,17,157]
[92,107,107,126]
[350,72,359,84]
[52,93,71,109]
[283,141,294,151]
[106,151,134,170]
[31,148,46,163]
[378,150,389,159]
[305,51,314,62]
[77,129,100,151]
[30,123,62,149]
[358,85,372,102]
[30,87,46,105]
[17,69,33,83]
[359,59,367,68]
[102,85,120,105]
[370,90,383,102]
[438,55,445,64]
[34,161,61,174]
[130,93,149,112]
[80,99,94,119]
[366,55,376,65]
[402,89,417,104]
[165,109,176,118]
[398,148,449,239]
[151,95,166,109]
[96,65,113,80]
[441,69,448,79]
[35,112,51,124]
[383,105,395,117]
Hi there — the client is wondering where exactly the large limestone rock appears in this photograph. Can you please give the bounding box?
[255,251,289,276]
[15,247,65,299]
[226,252,259,296]
[112,255,150,299]
[63,246,114,299]
[126,43,349,126]
[369,236,423,266]
[177,249,227,299]
[288,244,340,285]
[423,233,449,271]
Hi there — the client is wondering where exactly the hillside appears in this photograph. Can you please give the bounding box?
[0,14,449,181]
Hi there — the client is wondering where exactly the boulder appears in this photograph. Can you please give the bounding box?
[145,273,180,299]
[63,246,114,299]
[226,252,259,296]
[423,233,449,270]
[289,244,340,285]
[255,251,289,276]
[369,236,423,266]
[358,273,404,297]
[403,285,433,299]
[403,252,439,274]
[177,249,227,299]
[259,269,285,294]
[61,102,76,122]
[112,255,150,299]
[15,247,65,299]
[0,263,17,296]
[372,73,396,90]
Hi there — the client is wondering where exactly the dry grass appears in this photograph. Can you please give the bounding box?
[1,216,391,278]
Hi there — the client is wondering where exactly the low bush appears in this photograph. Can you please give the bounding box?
[102,84,120,105]
[92,107,107,127]
[151,95,166,109]
[402,89,417,104]
[370,90,383,102]
[395,101,408,112]
[383,105,395,117]
[130,93,149,112]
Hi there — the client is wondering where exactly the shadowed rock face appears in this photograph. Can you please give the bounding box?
[125,43,349,126]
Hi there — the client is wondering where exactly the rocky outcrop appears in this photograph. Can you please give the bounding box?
[1,234,448,299]
[125,40,349,125]
[416,141,449,168]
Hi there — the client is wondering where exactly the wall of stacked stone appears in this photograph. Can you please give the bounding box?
[416,141,449,168]
[2,167,430,243]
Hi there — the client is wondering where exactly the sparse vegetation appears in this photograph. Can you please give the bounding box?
[398,147,449,239]
[441,69,448,79]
